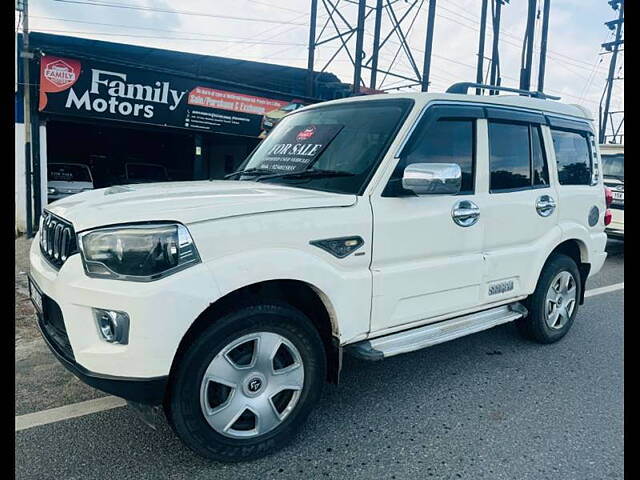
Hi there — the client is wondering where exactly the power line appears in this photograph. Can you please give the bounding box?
[51,0,309,26]
[27,27,308,46]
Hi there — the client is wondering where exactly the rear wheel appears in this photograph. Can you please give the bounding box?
[167,302,326,462]
[517,253,582,343]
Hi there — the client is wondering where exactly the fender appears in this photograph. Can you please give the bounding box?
[201,247,372,344]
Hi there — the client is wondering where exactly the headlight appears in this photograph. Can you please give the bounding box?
[78,223,200,281]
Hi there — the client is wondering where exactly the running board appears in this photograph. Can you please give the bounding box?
[346,303,528,361]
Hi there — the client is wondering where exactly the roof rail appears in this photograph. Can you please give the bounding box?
[446,82,561,100]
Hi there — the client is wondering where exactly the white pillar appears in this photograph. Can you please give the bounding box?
[39,122,47,214]
[15,122,26,234]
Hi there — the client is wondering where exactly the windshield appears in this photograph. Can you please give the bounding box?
[601,153,624,180]
[126,164,168,181]
[238,98,413,194]
[48,164,92,182]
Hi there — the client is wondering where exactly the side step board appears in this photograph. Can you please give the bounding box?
[346,303,528,361]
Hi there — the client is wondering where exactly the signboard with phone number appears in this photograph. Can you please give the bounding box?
[257,124,344,173]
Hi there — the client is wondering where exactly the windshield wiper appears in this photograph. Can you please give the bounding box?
[254,168,356,182]
[223,167,274,180]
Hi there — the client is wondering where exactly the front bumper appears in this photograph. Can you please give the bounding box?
[34,301,167,404]
[28,237,219,400]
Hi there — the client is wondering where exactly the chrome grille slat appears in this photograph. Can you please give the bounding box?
[39,211,77,269]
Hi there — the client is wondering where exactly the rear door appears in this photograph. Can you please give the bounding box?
[481,109,561,301]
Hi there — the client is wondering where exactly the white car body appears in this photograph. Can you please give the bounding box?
[29,91,608,401]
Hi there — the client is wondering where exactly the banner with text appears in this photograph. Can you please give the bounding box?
[38,55,296,137]
[257,124,344,172]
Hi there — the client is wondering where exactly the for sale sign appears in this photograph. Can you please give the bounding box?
[38,55,300,137]
[257,124,343,173]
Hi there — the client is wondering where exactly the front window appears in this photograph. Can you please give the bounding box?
[237,99,413,195]
[399,119,475,194]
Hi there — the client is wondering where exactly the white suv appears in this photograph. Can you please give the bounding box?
[29,84,608,462]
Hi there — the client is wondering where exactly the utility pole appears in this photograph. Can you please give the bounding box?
[306,0,318,97]
[519,0,537,91]
[599,0,624,144]
[352,0,367,94]
[421,0,437,92]
[537,0,551,92]
[489,0,507,94]
[19,0,35,237]
[475,0,488,95]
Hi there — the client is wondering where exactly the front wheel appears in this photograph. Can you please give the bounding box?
[517,253,582,344]
[166,302,326,462]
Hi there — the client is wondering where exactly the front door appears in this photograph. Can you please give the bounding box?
[369,104,486,334]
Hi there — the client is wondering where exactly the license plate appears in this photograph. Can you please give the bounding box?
[28,277,43,315]
[613,191,624,201]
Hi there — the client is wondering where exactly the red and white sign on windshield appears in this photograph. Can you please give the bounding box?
[187,87,288,115]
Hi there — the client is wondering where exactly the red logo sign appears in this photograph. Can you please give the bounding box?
[43,59,77,87]
[39,56,81,111]
[296,126,316,141]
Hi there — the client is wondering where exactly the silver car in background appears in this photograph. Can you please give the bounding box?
[47,163,94,203]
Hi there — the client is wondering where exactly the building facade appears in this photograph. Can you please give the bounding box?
[15,33,353,234]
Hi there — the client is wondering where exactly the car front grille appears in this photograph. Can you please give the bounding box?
[39,211,78,269]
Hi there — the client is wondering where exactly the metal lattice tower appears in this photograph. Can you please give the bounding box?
[306,0,440,96]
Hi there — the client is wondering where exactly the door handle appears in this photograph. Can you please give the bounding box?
[536,195,556,217]
[452,200,480,227]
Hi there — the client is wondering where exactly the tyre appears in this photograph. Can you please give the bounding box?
[517,253,582,344]
[166,302,326,462]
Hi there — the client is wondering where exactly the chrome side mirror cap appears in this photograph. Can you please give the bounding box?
[402,163,462,195]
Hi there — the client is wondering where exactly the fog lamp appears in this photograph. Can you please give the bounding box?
[93,308,130,344]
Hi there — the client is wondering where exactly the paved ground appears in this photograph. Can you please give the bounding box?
[15,237,624,479]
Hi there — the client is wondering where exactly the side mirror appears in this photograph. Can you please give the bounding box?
[402,163,462,195]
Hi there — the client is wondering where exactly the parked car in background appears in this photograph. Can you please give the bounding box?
[600,143,624,238]
[124,162,170,184]
[47,163,94,203]
[259,100,306,138]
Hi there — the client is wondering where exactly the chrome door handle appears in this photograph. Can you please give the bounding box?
[536,195,556,217]
[452,200,480,227]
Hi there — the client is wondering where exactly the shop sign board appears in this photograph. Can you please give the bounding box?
[38,55,302,137]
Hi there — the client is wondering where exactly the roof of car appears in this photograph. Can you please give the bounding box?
[300,91,593,122]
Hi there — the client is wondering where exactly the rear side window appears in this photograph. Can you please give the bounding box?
[551,129,592,185]
[401,119,475,194]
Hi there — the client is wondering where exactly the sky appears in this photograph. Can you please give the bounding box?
[17,0,623,137]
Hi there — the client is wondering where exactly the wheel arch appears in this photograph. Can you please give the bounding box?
[537,238,591,305]
[167,279,342,399]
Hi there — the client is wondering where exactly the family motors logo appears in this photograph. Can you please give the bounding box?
[43,59,77,88]
[296,125,316,141]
